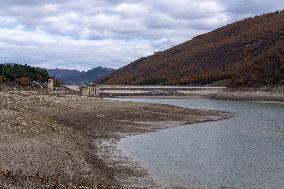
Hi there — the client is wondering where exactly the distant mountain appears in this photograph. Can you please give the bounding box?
[99,11,284,87]
[48,66,115,84]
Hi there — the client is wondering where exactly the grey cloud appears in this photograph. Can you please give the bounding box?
[0,0,284,70]
[218,0,284,13]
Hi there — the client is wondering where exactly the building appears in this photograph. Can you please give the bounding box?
[80,83,100,97]
[48,79,54,92]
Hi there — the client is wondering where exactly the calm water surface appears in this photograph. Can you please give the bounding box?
[114,98,284,189]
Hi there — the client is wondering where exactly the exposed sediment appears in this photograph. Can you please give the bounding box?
[0,92,231,188]
[100,86,284,102]
[209,87,284,102]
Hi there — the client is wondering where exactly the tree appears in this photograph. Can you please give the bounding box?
[17,77,31,86]
[0,75,6,83]
[0,64,49,83]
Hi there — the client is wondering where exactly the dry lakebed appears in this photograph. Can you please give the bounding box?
[0,92,231,188]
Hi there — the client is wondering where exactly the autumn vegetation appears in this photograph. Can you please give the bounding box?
[0,64,49,86]
[229,49,284,87]
[99,10,284,87]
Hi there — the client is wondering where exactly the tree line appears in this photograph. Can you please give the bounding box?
[0,64,49,86]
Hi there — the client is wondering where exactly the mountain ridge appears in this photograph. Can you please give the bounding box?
[98,10,284,87]
[48,66,115,84]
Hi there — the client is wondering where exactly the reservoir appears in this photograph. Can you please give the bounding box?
[115,98,284,189]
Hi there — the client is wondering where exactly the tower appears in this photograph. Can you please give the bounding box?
[48,79,54,92]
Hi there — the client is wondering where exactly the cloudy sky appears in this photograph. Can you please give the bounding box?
[0,0,283,70]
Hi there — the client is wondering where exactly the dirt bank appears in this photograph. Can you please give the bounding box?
[113,87,284,103]
[0,92,231,188]
[209,87,284,102]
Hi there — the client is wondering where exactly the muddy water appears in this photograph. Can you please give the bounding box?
[115,98,284,189]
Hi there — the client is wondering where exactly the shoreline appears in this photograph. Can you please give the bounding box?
[106,89,284,104]
[111,96,284,106]
[0,92,232,188]
[2,89,282,188]
[208,89,284,103]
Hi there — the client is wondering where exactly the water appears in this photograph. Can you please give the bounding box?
[115,98,284,189]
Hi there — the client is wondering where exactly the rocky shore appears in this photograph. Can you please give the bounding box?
[103,86,284,103]
[209,87,284,102]
[0,92,231,189]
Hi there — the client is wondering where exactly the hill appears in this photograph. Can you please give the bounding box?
[48,66,115,84]
[0,63,49,85]
[99,11,284,87]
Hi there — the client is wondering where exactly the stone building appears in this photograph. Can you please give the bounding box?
[48,79,54,92]
[80,83,100,97]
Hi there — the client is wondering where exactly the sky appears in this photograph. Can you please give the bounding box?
[0,0,284,71]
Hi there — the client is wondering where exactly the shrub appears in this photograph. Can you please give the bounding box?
[17,77,31,86]
[0,75,6,83]
[139,78,168,85]
[229,53,284,87]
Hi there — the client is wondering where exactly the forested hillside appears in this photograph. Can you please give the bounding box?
[0,64,49,85]
[99,11,284,87]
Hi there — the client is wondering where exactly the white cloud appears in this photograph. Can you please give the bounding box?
[0,16,16,26]
[0,0,283,70]
[115,3,149,16]
[0,28,157,70]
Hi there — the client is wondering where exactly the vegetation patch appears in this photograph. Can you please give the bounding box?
[99,10,284,88]
[139,78,168,85]
[0,64,49,86]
